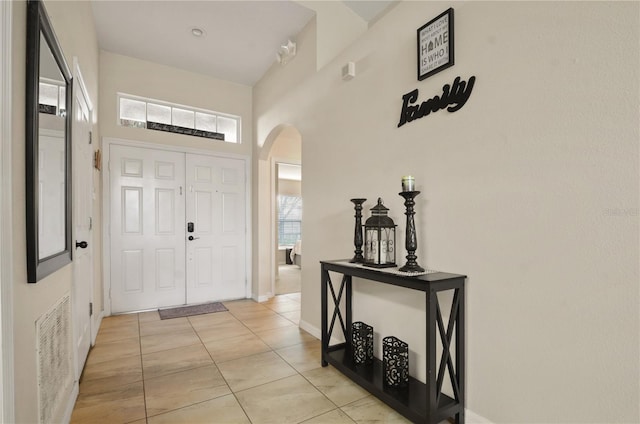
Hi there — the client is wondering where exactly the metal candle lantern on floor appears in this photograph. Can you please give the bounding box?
[363,198,396,268]
[383,336,409,387]
[351,321,373,364]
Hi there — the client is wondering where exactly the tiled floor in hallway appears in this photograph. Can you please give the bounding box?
[70,294,411,424]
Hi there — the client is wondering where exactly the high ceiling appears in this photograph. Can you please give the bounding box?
[90,0,395,86]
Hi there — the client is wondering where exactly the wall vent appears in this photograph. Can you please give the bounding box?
[36,294,73,424]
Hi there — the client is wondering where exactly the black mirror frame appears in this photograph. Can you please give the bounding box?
[26,0,73,283]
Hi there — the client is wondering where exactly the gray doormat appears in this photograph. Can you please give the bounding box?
[158,302,228,320]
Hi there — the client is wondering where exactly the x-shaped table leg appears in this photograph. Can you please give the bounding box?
[436,288,461,403]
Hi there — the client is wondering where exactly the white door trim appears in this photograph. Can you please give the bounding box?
[0,1,14,422]
[101,137,252,316]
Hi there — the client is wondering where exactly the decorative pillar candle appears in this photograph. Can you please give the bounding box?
[350,198,366,263]
[401,176,415,192]
[398,191,425,273]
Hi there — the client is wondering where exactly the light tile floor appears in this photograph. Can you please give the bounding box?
[70,294,412,424]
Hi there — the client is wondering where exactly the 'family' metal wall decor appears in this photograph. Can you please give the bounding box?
[397,75,476,127]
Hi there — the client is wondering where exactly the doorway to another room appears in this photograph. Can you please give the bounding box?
[261,124,301,302]
[275,163,301,296]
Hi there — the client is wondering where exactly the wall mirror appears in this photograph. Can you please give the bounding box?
[26,0,73,283]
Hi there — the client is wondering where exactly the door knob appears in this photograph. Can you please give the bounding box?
[76,241,88,249]
[188,236,200,241]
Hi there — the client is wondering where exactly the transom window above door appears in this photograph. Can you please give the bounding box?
[118,93,241,143]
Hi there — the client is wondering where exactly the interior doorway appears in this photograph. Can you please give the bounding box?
[261,125,302,301]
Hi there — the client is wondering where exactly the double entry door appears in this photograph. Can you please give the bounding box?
[110,144,246,313]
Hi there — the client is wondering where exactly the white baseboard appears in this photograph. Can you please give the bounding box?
[465,409,493,423]
[299,319,343,345]
[256,294,272,303]
[91,311,104,346]
[298,319,319,338]
[62,381,79,424]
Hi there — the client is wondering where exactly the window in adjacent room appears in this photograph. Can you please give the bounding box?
[278,195,302,248]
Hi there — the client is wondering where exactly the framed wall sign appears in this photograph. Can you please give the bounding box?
[417,8,454,81]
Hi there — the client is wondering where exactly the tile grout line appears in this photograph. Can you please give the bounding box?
[270,348,347,423]
[189,309,255,424]
[216,300,318,422]
[244,303,350,424]
[85,299,309,423]
[143,312,239,420]
[137,313,151,423]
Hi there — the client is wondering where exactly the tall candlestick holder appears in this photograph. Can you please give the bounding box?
[350,198,366,263]
[398,191,425,273]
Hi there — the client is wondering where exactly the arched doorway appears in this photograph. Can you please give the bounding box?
[256,125,302,303]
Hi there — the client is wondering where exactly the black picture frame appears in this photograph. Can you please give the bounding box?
[26,0,73,283]
[417,8,454,81]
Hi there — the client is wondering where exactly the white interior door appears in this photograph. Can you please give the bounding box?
[72,74,93,374]
[185,154,246,303]
[109,145,186,313]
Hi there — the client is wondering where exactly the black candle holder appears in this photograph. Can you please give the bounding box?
[398,191,425,273]
[351,321,373,364]
[383,336,409,387]
[350,198,366,263]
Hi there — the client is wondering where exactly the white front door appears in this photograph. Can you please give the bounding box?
[109,145,186,313]
[72,71,93,374]
[185,154,246,303]
[108,145,247,313]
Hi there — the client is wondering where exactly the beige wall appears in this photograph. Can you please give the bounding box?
[254,1,639,422]
[296,1,367,71]
[11,1,100,422]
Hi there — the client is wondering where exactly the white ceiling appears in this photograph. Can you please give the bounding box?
[91,0,394,86]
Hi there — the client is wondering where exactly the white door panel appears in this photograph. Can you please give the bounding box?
[186,154,246,303]
[110,145,186,313]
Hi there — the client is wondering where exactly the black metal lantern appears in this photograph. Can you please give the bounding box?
[363,198,396,268]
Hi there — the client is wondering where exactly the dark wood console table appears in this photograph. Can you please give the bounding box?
[320,260,467,424]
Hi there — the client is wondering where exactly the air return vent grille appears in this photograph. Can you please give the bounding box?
[36,294,73,424]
